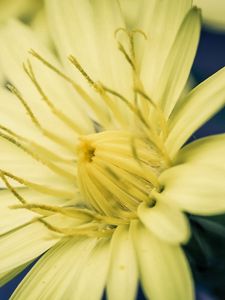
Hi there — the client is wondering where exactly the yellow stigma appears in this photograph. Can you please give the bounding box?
[77,130,164,219]
[77,138,96,162]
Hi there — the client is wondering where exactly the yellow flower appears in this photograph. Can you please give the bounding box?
[0,1,224,300]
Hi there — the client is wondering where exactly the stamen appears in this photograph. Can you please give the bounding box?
[115,28,147,72]
[11,202,131,226]
[7,84,75,152]
[11,203,94,221]
[98,87,168,162]
[117,42,135,70]
[68,55,95,87]
[0,172,26,204]
[39,218,114,238]
[0,131,77,182]
[23,60,86,134]
[68,55,126,126]
[0,124,76,163]
[136,89,168,139]
[102,85,165,150]
[0,169,75,197]
[29,49,109,127]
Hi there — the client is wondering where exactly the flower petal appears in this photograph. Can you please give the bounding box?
[107,225,138,300]
[0,19,93,139]
[131,221,194,300]
[0,188,78,236]
[0,138,77,197]
[156,7,201,117]
[139,0,192,96]
[138,201,190,244]
[0,190,37,236]
[46,0,132,98]
[159,163,225,215]
[0,222,58,277]
[161,135,225,215]
[166,67,225,157]
[176,134,225,168]
[11,238,110,300]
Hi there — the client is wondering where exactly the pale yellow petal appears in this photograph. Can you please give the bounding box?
[68,238,110,300]
[11,238,109,300]
[0,222,58,277]
[138,201,190,244]
[0,200,37,236]
[139,0,192,96]
[31,9,52,48]
[107,225,138,300]
[46,0,132,99]
[166,67,225,157]
[0,88,76,160]
[131,221,194,300]
[156,7,201,118]
[159,163,225,215]
[0,20,93,138]
[176,134,225,168]
[0,138,76,196]
[0,188,78,235]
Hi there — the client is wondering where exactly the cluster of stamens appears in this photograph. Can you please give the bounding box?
[0,28,170,238]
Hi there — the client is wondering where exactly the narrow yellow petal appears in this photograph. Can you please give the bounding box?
[11,238,109,300]
[0,222,58,276]
[176,134,225,168]
[131,221,194,300]
[156,7,201,118]
[107,225,138,300]
[166,67,225,157]
[140,0,192,97]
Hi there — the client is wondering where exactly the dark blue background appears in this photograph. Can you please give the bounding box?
[1,26,225,299]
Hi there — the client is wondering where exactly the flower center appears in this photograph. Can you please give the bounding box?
[76,130,164,220]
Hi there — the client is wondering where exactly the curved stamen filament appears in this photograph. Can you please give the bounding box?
[0,172,26,204]
[136,89,168,139]
[11,203,132,226]
[29,49,109,127]
[0,169,75,197]
[0,124,76,163]
[101,86,167,153]
[7,84,75,152]
[114,28,147,72]
[11,203,93,220]
[39,218,114,238]
[68,55,126,127]
[23,60,86,135]
[0,131,76,182]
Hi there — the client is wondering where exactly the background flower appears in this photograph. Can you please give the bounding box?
[194,0,225,31]
[0,0,42,23]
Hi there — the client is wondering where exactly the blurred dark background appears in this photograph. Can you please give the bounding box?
[0,25,225,300]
